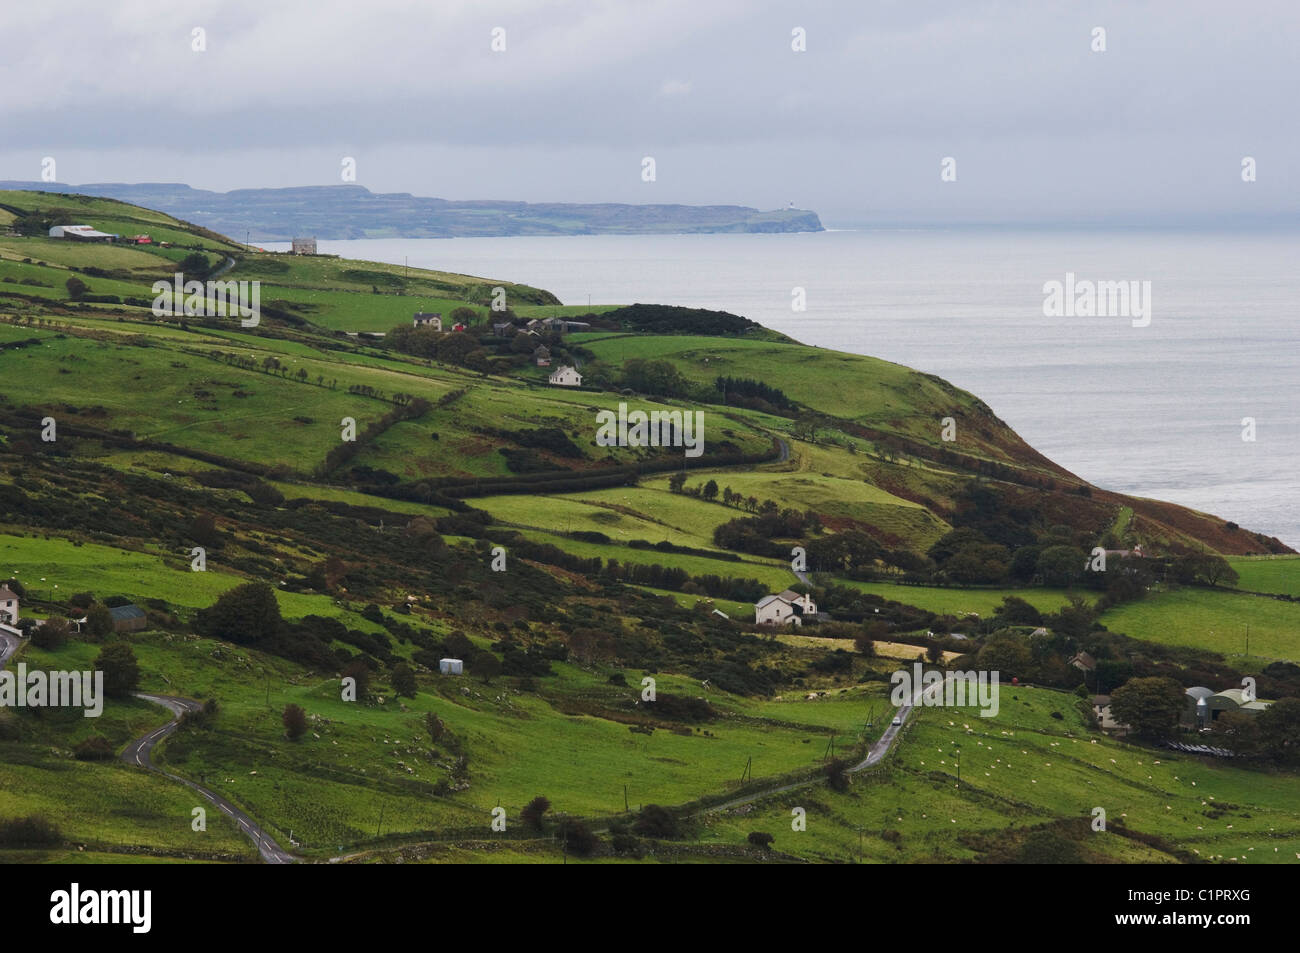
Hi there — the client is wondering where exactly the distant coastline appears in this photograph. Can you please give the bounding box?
[0,181,823,240]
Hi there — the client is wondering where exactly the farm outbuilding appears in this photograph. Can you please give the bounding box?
[49,224,117,242]
[439,658,463,675]
[109,604,147,633]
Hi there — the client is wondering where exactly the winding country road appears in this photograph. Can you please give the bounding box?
[123,693,296,864]
[0,628,20,667]
[696,694,917,816]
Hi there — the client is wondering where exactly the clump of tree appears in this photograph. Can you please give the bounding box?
[1109,677,1186,739]
[94,643,140,698]
[714,376,797,414]
[30,616,70,650]
[194,582,282,645]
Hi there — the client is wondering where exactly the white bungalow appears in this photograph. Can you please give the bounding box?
[548,365,582,387]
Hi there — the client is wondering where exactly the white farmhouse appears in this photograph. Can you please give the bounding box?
[755,594,795,626]
[754,589,817,627]
[0,585,18,626]
[548,365,582,387]
[413,312,442,330]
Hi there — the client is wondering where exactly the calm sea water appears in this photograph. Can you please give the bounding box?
[276,230,1300,547]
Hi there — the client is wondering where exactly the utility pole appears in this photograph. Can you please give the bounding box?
[376,803,385,838]
[624,784,629,812]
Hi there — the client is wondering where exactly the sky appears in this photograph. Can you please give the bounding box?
[1,0,1296,225]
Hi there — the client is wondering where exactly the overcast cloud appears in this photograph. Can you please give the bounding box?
[1,0,1296,224]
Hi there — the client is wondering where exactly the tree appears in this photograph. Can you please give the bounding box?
[1186,553,1239,588]
[853,635,876,657]
[521,795,551,831]
[94,643,140,698]
[1109,677,1185,739]
[667,471,687,493]
[925,642,946,664]
[179,251,210,277]
[449,306,478,326]
[472,650,502,684]
[825,757,850,792]
[701,479,719,501]
[342,659,372,698]
[1255,697,1300,765]
[994,595,1043,627]
[65,276,88,300]
[283,704,307,740]
[31,616,70,650]
[85,603,114,641]
[425,711,445,744]
[194,582,282,645]
[390,662,417,698]
[444,630,474,659]
[975,635,1033,680]
[436,331,479,366]
[1036,545,1087,587]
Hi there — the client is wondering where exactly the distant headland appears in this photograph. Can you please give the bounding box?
[0,181,824,240]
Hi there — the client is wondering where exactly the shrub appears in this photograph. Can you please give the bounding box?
[0,815,61,847]
[521,795,551,831]
[282,703,307,740]
[390,662,417,698]
[74,735,115,761]
[747,831,775,849]
[31,616,70,650]
[632,804,681,839]
[559,819,599,857]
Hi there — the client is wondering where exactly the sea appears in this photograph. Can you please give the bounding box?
[266,229,1300,548]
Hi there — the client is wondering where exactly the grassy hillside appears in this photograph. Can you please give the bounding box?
[1,189,1296,866]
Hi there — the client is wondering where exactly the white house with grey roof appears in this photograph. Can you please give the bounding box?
[754,588,817,626]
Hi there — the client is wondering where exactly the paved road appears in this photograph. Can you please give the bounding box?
[697,693,918,816]
[123,693,296,864]
[0,628,20,666]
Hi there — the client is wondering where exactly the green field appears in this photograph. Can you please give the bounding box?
[1099,586,1300,662]
[698,686,1300,864]
[836,579,1091,620]
[1231,555,1300,598]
